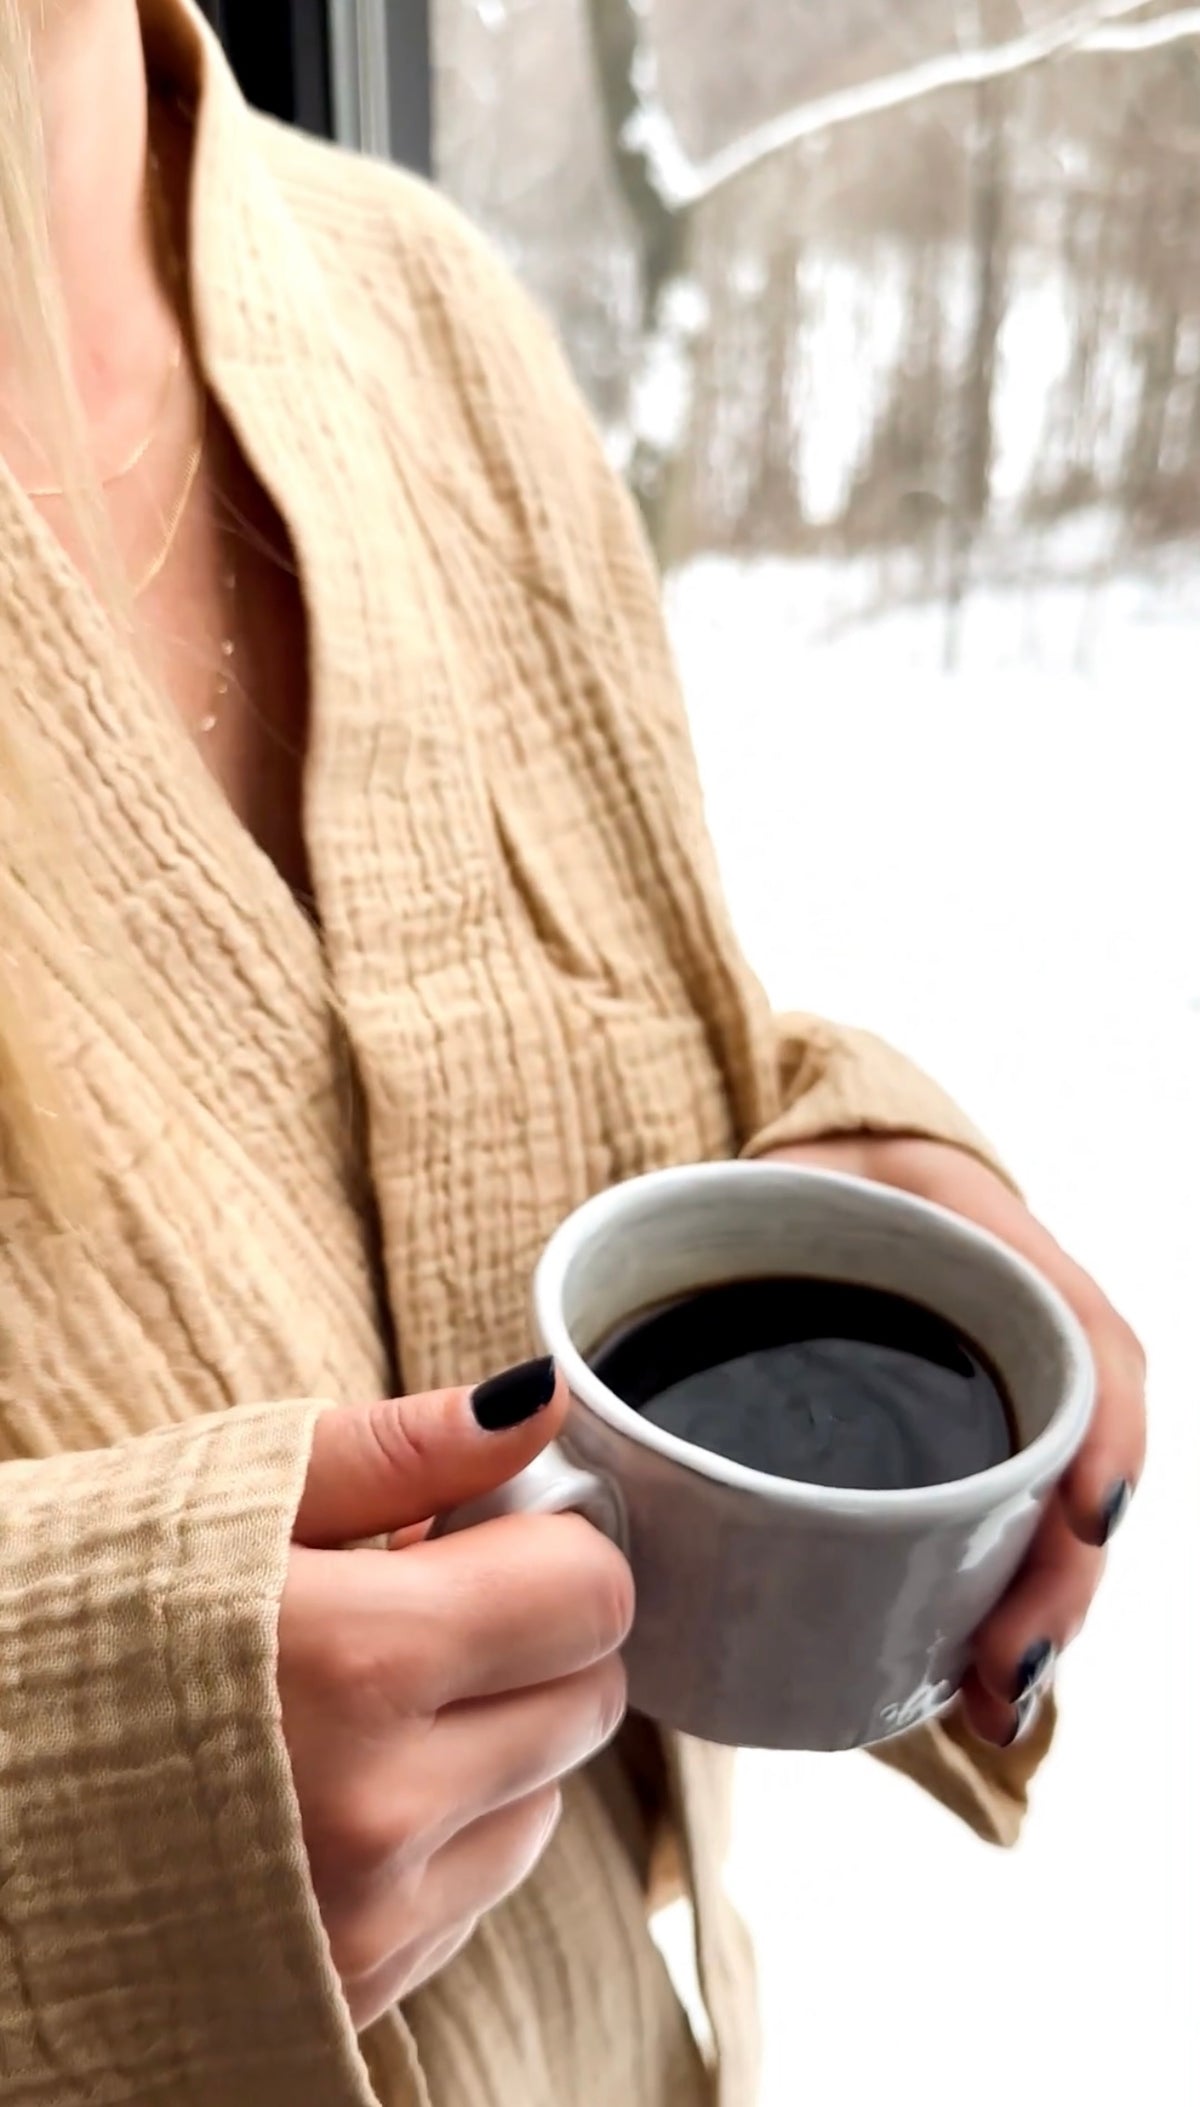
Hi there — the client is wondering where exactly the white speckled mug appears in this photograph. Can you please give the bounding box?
[452,1163,1095,1752]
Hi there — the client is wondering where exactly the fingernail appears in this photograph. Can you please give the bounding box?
[1001,1688,1042,1748]
[1095,1477,1133,1547]
[471,1356,557,1432]
[1011,1637,1056,1704]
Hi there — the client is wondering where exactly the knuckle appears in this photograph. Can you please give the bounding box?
[316,1628,384,1700]
[573,1530,636,1656]
[328,1861,425,1990]
[328,1791,400,1880]
[601,1545,637,1649]
[522,1515,634,1665]
[1093,1303,1145,1381]
[320,1627,426,1720]
[593,1653,629,1743]
[329,1785,433,1882]
[328,1902,389,1987]
[511,1786,562,1874]
[400,1916,480,1998]
[547,1659,628,1770]
[301,1604,440,1728]
[360,1393,439,1489]
[461,1791,562,1927]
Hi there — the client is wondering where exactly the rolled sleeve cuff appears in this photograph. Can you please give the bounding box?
[741,1012,1015,1192]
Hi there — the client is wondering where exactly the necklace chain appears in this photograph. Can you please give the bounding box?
[141,133,238,741]
[15,120,237,742]
[197,555,239,738]
[133,390,207,599]
[22,339,184,501]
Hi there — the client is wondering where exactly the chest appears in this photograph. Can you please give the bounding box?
[140,409,313,903]
[0,373,739,1460]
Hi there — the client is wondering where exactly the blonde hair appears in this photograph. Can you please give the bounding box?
[0,0,113,1207]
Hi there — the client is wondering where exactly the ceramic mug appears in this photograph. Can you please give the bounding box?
[445,1162,1094,1752]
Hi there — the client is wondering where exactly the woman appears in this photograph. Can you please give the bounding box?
[0,3,1145,2103]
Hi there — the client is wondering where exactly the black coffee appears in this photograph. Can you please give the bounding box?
[589,1276,1015,1492]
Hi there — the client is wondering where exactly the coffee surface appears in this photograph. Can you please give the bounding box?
[589,1276,1015,1491]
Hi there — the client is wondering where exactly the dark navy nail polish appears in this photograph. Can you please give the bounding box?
[471,1356,557,1432]
[1011,1637,1056,1705]
[1096,1478,1133,1547]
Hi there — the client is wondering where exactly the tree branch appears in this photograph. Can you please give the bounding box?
[582,0,695,282]
[1081,7,1200,51]
[638,1,1162,210]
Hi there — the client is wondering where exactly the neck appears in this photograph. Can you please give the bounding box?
[37,0,155,373]
[1,0,169,411]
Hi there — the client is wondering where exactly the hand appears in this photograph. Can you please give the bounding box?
[279,1360,633,2029]
[761,1136,1146,1748]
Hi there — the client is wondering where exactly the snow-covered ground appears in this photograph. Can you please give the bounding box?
[656,553,1198,2106]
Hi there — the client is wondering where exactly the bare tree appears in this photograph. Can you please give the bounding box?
[575,0,1185,555]
[740,186,807,551]
[945,2,1013,664]
[440,0,1200,582]
[615,0,1162,211]
[579,0,697,537]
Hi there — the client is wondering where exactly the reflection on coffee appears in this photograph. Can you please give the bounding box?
[589,1276,1016,1492]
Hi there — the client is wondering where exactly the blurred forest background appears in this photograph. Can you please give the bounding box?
[434,0,1200,650]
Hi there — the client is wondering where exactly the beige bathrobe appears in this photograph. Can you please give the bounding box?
[0,5,1052,2101]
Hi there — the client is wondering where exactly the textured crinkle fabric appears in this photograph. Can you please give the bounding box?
[0,3,1053,2102]
[0,1402,380,2104]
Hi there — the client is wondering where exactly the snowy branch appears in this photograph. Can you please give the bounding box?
[637,1,1165,211]
[1081,6,1200,52]
[619,59,697,207]
[584,0,696,262]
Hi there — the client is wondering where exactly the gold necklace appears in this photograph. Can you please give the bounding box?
[133,387,207,599]
[23,338,184,500]
[196,543,238,738]
[18,137,206,602]
[142,128,236,740]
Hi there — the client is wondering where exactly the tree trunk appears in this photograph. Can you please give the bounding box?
[1121,182,1183,529]
[582,0,696,550]
[740,166,806,553]
[945,73,1008,667]
[842,234,946,572]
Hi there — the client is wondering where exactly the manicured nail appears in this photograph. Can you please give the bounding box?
[1095,1477,1133,1547]
[1001,1688,1042,1748]
[471,1356,557,1432]
[1011,1637,1056,1705]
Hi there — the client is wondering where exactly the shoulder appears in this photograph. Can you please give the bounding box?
[250,115,505,295]
[245,117,657,643]
[249,116,590,470]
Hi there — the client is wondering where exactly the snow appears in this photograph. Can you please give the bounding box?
[795,251,910,524]
[685,0,1156,210]
[790,244,1143,530]
[616,0,698,210]
[611,1,1197,220]
[628,279,710,457]
[654,552,1199,2104]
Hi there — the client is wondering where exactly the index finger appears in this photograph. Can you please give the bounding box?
[307,1511,636,1716]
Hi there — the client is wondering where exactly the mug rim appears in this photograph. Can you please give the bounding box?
[532,1161,1096,1524]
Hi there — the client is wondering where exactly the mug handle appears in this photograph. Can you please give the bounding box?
[432,1444,628,1552]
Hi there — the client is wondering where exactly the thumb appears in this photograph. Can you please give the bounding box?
[294,1357,566,1548]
